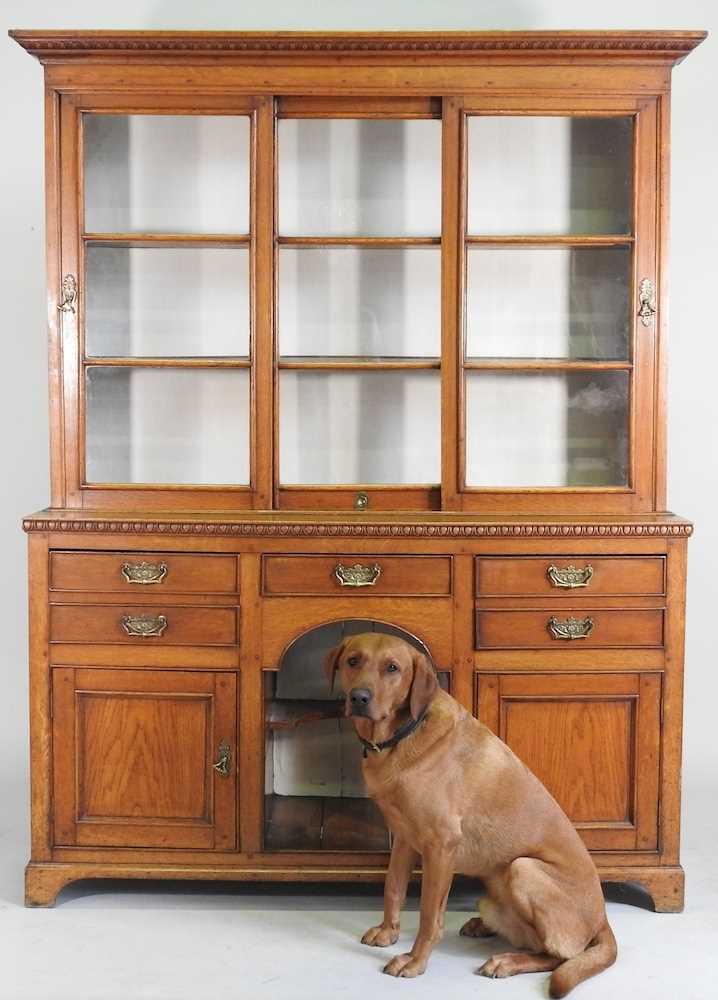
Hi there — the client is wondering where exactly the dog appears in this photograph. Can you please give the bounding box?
[326,632,616,997]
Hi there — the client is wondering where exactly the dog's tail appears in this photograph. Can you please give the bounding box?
[549,921,617,998]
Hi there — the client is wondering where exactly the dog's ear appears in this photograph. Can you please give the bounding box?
[324,640,347,693]
[409,650,439,720]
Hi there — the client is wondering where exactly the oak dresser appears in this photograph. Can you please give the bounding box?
[11,29,704,909]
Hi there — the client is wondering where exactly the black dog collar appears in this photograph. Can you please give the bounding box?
[357,707,429,759]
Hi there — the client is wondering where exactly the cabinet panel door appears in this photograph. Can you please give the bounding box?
[476,672,660,851]
[52,668,237,849]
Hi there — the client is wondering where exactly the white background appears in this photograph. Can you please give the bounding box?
[1,1,716,997]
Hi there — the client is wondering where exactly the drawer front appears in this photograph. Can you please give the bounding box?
[476,556,665,598]
[50,552,238,595]
[50,605,238,646]
[262,555,452,597]
[476,609,664,649]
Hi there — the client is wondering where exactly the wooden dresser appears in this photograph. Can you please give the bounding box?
[12,29,704,910]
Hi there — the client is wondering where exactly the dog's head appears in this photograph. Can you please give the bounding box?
[325,632,438,724]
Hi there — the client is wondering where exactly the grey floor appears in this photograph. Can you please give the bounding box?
[2,769,717,1000]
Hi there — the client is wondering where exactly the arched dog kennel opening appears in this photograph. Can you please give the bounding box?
[264,619,448,853]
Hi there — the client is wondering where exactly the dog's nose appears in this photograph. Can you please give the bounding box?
[349,687,373,711]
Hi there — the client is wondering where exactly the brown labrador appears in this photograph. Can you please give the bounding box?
[326,632,616,997]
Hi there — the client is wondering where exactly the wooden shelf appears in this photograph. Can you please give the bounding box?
[266,699,343,731]
[264,794,390,852]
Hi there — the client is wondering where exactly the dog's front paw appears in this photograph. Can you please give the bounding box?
[362,924,400,947]
[383,954,427,978]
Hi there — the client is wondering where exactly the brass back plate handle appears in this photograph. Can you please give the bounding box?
[213,740,231,777]
[547,564,594,589]
[121,561,168,585]
[334,562,382,587]
[120,614,167,637]
[548,616,594,640]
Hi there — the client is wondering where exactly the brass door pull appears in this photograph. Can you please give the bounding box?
[334,562,382,587]
[213,741,231,777]
[120,614,168,637]
[57,274,77,314]
[548,616,594,640]
[547,564,594,589]
[121,561,168,585]
[638,278,656,327]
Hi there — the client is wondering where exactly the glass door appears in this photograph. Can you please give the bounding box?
[58,95,261,509]
[56,94,658,515]
[458,101,658,512]
[275,102,443,510]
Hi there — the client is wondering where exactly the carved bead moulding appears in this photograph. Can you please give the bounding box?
[9,30,707,64]
[22,517,693,538]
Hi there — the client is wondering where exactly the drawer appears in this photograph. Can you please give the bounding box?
[50,552,238,595]
[476,609,664,649]
[476,556,665,598]
[50,605,238,646]
[262,555,452,597]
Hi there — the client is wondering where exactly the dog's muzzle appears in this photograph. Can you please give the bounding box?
[348,687,373,717]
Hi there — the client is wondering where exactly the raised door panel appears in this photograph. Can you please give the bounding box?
[476,672,660,850]
[52,668,237,849]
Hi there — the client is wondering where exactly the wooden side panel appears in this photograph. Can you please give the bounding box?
[28,533,52,861]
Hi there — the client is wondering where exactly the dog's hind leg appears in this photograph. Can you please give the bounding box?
[479,857,615,996]
[478,952,562,978]
[459,915,496,938]
[459,897,498,937]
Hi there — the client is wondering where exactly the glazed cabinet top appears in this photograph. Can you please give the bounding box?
[12,30,706,520]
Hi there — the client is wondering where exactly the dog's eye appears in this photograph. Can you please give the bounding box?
[347,656,359,667]
[386,663,399,673]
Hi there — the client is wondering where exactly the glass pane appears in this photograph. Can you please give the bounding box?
[84,115,250,234]
[279,248,440,357]
[467,116,633,235]
[465,371,629,487]
[85,246,249,358]
[466,247,630,360]
[86,367,250,485]
[280,371,440,484]
[278,119,441,236]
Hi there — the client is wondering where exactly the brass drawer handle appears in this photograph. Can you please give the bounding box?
[121,561,168,585]
[548,616,594,641]
[121,613,168,637]
[212,740,231,778]
[547,564,594,589]
[334,562,382,587]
